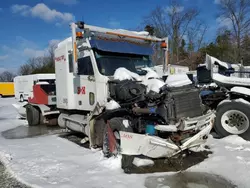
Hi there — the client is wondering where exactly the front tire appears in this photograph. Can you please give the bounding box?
[20,95,24,102]
[215,101,250,140]
[103,118,133,157]
[26,105,40,126]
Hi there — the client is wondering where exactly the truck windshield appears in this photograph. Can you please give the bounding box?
[94,50,152,76]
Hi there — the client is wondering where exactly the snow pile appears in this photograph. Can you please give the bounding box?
[114,67,194,93]
[142,67,160,79]
[122,120,130,128]
[231,87,250,96]
[165,74,192,87]
[114,68,141,81]
[213,73,250,86]
[154,125,177,132]
[132,31,149,36]
[235,98,250,105]
[114,67,165,93]
[132,157,154,167]
[142,68,165,93]
[116,29,149,36]
[205,54,230,70]
[144,78,165,93]
[100,155,122,170]
[105,100,121,110]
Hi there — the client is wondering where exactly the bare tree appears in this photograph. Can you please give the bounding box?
[187,22,208,52]
[19,64,32,75]
[46,42,57,62]
[217,0,250,61]
[144,0,200,63]
[0,71,15,82]
[18,40,59,76]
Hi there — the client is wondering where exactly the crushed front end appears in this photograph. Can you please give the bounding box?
[120,111,214,158]
[106,77,215,159]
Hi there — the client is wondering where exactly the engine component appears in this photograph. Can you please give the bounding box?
[145,124,155,135]
[108,80,146,103]
[165,85,203,122]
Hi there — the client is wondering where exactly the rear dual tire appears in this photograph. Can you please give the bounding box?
[215,101,250,140]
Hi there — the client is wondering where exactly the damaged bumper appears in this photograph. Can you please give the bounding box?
[120,111,215,158]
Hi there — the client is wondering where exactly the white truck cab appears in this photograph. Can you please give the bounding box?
[25,22,214,171]
[55,23,167,112]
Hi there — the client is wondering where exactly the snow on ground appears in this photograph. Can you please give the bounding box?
[0,98,250,188]
[190,135,250,188]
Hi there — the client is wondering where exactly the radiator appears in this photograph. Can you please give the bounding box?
[168,86,202,119]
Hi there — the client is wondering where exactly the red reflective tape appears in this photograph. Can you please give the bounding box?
[107,123,116,154]
[77,86,86,95]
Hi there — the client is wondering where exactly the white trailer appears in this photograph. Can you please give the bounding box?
[14,74,55,102]
[152,64,189,78]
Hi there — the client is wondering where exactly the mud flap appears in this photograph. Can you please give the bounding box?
[107,123,118,154]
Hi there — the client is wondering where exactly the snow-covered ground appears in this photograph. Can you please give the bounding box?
[0,97,250,188]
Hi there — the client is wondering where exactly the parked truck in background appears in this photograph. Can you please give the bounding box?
[0,82,15,97]
[14,74,55,102]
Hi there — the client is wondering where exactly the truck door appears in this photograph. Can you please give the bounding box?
[75,53,97,111]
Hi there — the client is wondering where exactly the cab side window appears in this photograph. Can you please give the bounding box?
[77,56,94,75]
[68,53,73,73]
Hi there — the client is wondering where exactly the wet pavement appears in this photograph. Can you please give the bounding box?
[1,125,63,139]
[145,171,237,188]
[123,150,212,174]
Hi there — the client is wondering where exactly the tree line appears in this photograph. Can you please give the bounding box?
[1,0,249,81]
[0,43,56,82]
[145,0,250,68]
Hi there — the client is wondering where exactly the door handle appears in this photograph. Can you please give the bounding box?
[88,75,95,82]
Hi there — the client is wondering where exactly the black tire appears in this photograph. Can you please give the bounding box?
[103,117,133,157]
[0,94,2,98]
[20,95,24,102]
[215,101,250,140]
[121,154,135,174]
[26,105,40,126]
[39,112,44,124]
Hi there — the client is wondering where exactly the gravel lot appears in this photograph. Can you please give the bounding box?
[0,161,30,188]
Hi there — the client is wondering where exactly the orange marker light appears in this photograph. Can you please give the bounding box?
[76,32,83,39]
[74,42,77,62]
[161,42,167,48]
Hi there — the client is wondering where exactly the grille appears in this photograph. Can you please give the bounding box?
[171,88,202,119]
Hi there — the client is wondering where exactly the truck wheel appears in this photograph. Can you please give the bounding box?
[20,95,24,102]
[121,154,135,174]
[215,101,250,140]
[26,105,40,126]
[103,118,133,157]
[0,94,2,98]
[39,112,45,124]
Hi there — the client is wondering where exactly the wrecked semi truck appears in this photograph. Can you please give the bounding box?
[24,22,215,170]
